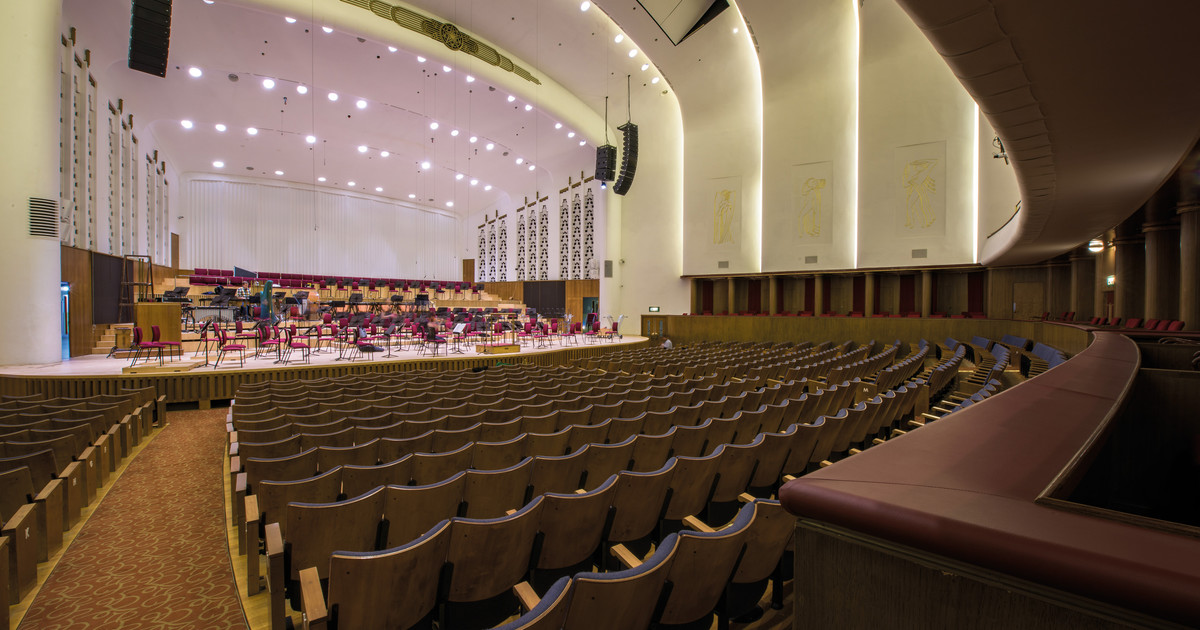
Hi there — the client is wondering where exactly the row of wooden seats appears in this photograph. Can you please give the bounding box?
[273,378,927,629]
[301,496,793,630]
[870,342,929,391]
[0,389,163,606]
[827,342,899,383]
[592,342,816,377]
[231,382,816,541]
[230,370,674,420]
[923,343,967,397]
[916,378,1003,425]
[230,373,715,425]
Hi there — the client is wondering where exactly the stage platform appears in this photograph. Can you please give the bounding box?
[0,335,648,407]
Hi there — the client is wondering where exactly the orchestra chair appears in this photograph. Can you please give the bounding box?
[130,326,164,367]
[150,325,182,361]
[214,327,246,368]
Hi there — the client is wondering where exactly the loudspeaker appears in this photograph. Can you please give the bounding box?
[613,122,638,196]
[129,0,173,77]
[595,144,617,181]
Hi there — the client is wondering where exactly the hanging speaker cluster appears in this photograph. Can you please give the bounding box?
[614,122,638,196]
[595,144,617,182]
[129,0,173,77]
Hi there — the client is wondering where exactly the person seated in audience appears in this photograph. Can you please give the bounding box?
[661,336,674,349]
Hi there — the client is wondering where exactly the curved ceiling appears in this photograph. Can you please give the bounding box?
[895,0,1200,266]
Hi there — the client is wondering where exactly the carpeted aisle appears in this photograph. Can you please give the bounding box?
[19,408,247,629]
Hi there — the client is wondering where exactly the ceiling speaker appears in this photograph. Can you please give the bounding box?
[129,0,173,77]
[595,144,617,181]
[614,122,638,196]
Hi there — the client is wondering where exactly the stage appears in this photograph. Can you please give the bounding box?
[0,335,649,406]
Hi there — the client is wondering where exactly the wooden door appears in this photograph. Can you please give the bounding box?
[1012,282,1045,320]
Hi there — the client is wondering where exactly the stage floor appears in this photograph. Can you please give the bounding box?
[0,335,647,377]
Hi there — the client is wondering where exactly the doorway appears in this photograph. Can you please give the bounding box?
[60,282,71,360]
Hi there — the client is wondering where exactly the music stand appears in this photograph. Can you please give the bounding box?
[450,322,467,354]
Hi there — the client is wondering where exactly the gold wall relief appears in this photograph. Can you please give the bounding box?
[340,0,542,85]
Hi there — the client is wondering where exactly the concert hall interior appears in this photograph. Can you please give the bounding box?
[2,0,1200,629]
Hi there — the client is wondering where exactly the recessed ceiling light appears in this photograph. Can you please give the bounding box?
[375,187,383,192]
[356,99,367,109]
[180,119,193,129]
[470,179,478,186]
[215,123,226,132]
[579,140,586,146]
[318,176,326,182]
[380,150,389,157]
[285,16,296,23]
[651,77,660,84]
[580,1,591,11]
[420,161,431,169]
[732,27,739,34]
[408,194,416,199]
[445,201,454,208]
[466,75,475,83]
[451,129,459,137]
[524,104,533,111]
[567,131,575,138]
[528,164,535,171]
[322,26,333,33]
[614,34,624,44]
[306,135,316,144]
[555,123,563,129]
[628,49,638,58]
[327,92,338,101]
[388,46,397,52]
[417,56,426,63]
[469,136,478,143]
[357,145,368,153]
[641,63,649,71]
[297,85,308,94]
[485,143,494,151]
[430,121,439,130]
[188,66,202,78]
[347,181,356,186]
[262,78,275,89]
[275,170,284,175]
[247,127,258,135]
[203,0,214,4]
[515,158,524,165]
[484,185,493,191]
[507,95,515,103]
[212,160,224,168]
[455,173,464,180]
[443,65,452,73]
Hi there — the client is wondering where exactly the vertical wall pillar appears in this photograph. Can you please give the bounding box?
[727,278,736,315]
[864,273,875,317]
[1143,185,1180,321]
[1068,248,1094,322]
[920,270,932,318]
[0,1,64,365]
[1177,146,1200,330]
[1112,212,1145,320]
[768,276,779,315]
[813,274,824,316]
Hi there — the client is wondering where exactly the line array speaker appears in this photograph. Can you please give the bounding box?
[129,0,173,77]
[613,122,638,196]
[595,144,617,181]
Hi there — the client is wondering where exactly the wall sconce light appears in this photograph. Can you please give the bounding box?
[1106,275,1116,287]
[1088,238,1104,253]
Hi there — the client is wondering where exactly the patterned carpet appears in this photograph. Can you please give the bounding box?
[18,408,247,629]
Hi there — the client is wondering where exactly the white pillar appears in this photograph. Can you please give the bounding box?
[0,1,63,365]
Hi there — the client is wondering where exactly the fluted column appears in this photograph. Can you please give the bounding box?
[1112,211,1145,320]
[1068,247,1094,321]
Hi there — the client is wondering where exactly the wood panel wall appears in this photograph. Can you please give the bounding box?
[565,279,599,324]
[483,281,524,303]
[61,246,94,358]
[654,315,1090,356]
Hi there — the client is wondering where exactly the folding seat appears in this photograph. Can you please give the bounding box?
[341,455,413,498]
[440,497,546,629]
[605,413,645,445]
[582,436,636,490]
[300,519,452,630]
[410,443,475,485]
[604,459,678,555]
[471,435,528,472]
[431,424,482,454]
[384,471,467,546]
[661,447,724,537]
[274,486,388,619]
[462,458,533,518]
[316,440,379,471]
[244,466,343,594]
[237,433,303,462]
[524,426,573,458]
[807,408,851,472]
[494,575,574,630]
[529,446,589,496]
[670,417,713,458]
[560,533,678,629]
[566,419,611,452]
[532,476,619,589]
[520,412,559,435]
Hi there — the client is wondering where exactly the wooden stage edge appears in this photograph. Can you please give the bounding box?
[0,338,650,406]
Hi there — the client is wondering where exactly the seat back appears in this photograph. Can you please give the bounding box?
[536,476,619,571]
[384,471,466,546]
[607,459,677,543]
[564,533,678,630]
[657,503,755,625]
[286,485,387,580]
[445,496,546,604]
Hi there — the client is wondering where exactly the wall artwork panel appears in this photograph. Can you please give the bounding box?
[792,161,833,245]
[894,140,946,237]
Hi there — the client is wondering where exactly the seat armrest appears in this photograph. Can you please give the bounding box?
[610,543,642,570]
[299,566,328,630]
[513,581,540,613]
[682,515,715,533]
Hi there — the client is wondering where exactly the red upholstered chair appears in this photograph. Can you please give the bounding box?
[1167,320,1185,331]
[151,325,182,361]
[215,326,246,368]
[130,326,164,366]
[283,325,311,364]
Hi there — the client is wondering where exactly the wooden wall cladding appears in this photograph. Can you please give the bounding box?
[0,339,648,405]
[483,281,524,303]
[655,315,1090,356]
[61,246,94,358]
[565,279,599,324]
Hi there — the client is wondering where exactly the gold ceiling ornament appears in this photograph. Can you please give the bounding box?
[340,0,542,85]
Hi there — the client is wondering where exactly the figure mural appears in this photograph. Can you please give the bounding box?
[798,177,826,238]
[714,188,735,245]
[903,158,939,229]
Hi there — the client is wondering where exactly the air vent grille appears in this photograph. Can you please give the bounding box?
[911,249,928,259]
[29,197,59,239]
[717,261,729,269]
[804,255,818,264]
